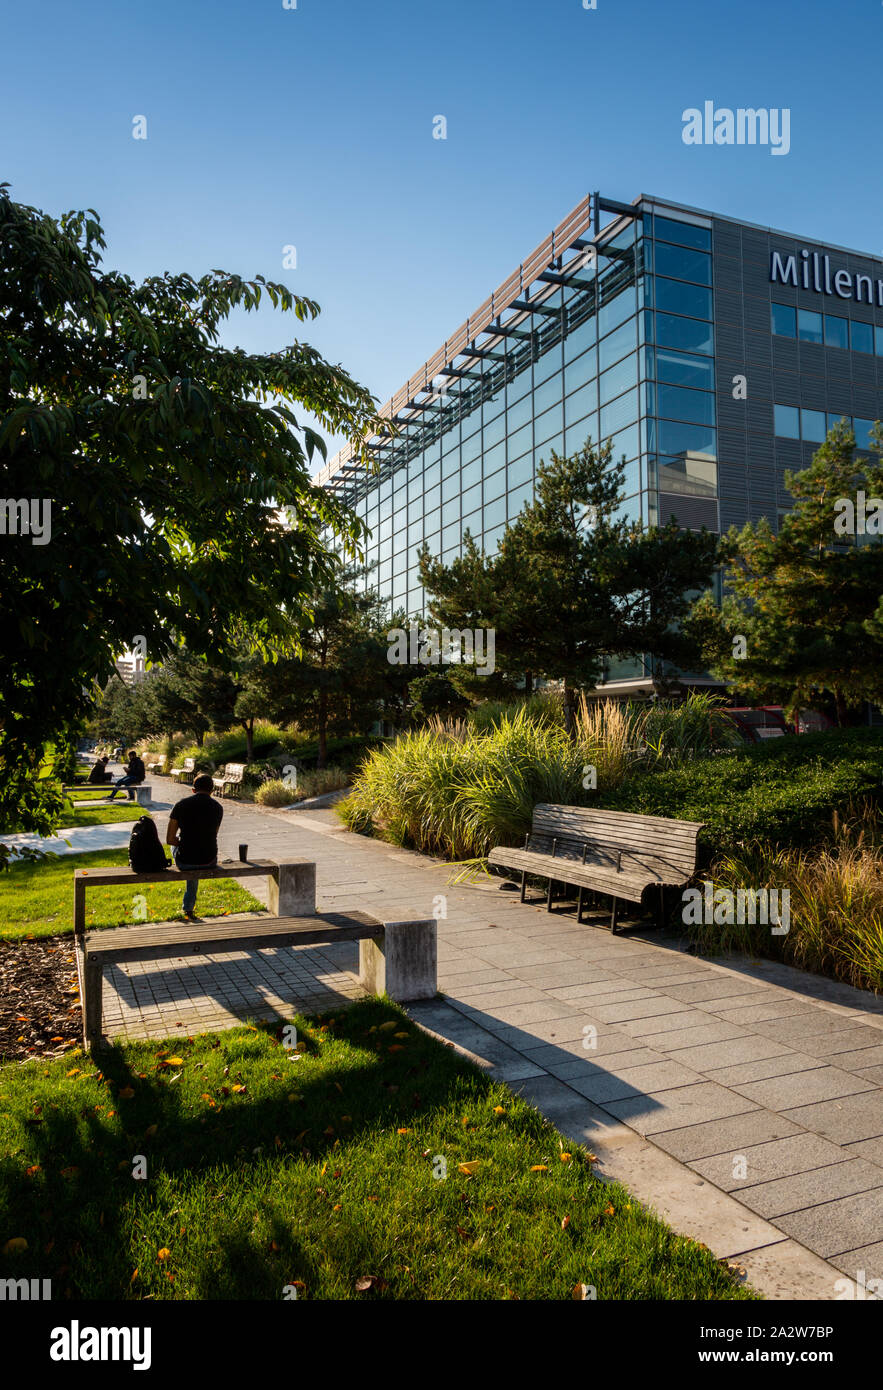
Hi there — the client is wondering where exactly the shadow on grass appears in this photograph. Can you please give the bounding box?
[0,996,751,1302]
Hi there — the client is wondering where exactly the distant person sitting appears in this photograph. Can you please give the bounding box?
[165,774,223,919]
[107,749,146,801]
[88,755,112,785]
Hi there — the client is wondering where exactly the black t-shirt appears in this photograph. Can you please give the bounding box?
[171,793,223,864]
[127,756,146,783]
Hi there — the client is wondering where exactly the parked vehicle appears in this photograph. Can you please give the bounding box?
[724,706,790,743]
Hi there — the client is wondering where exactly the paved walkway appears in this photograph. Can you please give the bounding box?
[6,822,133,855]
[97,777,883,1299]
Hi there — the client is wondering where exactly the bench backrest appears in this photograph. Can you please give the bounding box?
[224,763,246,780]
[183,757,195,771]
[531,803,703,882]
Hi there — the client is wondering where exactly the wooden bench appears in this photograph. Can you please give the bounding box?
[212,762,246,798]
[146,754,167,775]
[170,757,196,785]
[72,859,437,1049]
[488,804,704,933]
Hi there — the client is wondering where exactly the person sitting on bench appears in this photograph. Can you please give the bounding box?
[88,755,113,785]
[107,749,146,800]
[165,773,224,920]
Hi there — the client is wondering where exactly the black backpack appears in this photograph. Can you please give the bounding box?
[129,817,170,873]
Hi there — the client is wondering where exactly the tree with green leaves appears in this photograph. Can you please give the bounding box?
[0,185,383,846]
[420,440,720,731]
[259,571,393,766]
[685,422,883,725]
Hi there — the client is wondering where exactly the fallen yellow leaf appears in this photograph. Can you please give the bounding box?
[2,1237,27,1255]
[530,1165,548,1172]
[157,1247,170,1262]
[458,1161,481,1176]
[493,1105,506,1116]
[165,1057,184,1067]
[559,1152,572,1162]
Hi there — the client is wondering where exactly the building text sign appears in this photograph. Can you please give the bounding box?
[770,250,883,306]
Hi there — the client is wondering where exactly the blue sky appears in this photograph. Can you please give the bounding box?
[3,0,880,466]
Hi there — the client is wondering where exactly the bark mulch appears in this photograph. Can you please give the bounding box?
[0,936,82,1063]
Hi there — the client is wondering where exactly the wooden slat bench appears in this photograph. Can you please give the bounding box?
[169,757,196,785]
[488,804,704,933]
[212,762,246,798]
[72,859,436,1049]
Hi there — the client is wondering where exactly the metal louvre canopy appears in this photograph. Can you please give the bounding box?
[315,192,639,491]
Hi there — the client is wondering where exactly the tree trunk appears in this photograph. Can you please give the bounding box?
[833,686,848,728]
[317,689,327,769]
[524,669,533,696]
[563,684,576,739]
[244,719,254,762]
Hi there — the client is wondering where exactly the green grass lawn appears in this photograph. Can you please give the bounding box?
[61,785,119,801]
[0,999,755,1301]
[0,849,266,941]
[57,801,143,829]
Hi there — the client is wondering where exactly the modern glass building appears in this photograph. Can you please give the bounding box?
[317,192,883,693]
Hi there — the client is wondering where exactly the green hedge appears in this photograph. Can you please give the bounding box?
[602,727,883,858]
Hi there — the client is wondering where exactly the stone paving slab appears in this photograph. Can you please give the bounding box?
[665,1035,794,1071]
[827,1242,883,1283]
[775,1189,883,1259]
[780,1092,883,1145]
[650,1110,804,1161]
[730,1068,876,1110]
[705,1053,828,1086]
[602,1081,760,1135]
[688,1134,854,1191]
[733,1160,883,1220]
[800,1028,883,1059]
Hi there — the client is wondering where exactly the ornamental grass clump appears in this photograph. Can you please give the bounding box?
[338,709,586,858]
[691,809,883,992]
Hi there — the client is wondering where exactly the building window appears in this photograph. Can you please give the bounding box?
[652,277,713,320]
[652,242,712,285]
[657,383,716,426]
[654,347,715,390]
[800,408,827,443]
[824,314,849,349]
[771,302,797,337]
[654,311,714,355]
[653,215,711,251]
[797,309,823,344]
[850,320,874,354]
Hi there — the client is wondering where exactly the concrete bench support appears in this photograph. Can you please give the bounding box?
[359,918,437,1001]
[127,784,153,806]
[268,861,317,917]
